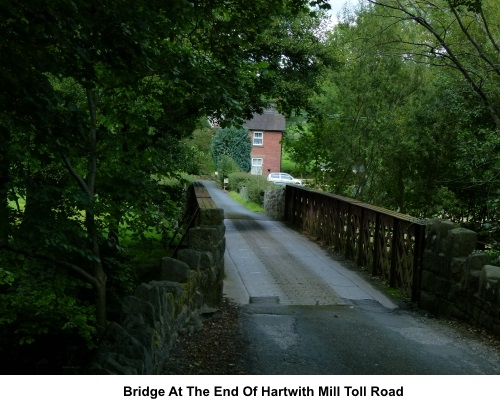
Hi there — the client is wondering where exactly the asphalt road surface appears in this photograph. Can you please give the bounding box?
[203,181,500,375]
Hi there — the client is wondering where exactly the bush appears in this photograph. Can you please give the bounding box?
[211,127,252,173]
[246,176,270,206]
[227,172,276,206]
[226,172,255,192]
[0,257,97,373]
[217,155,240,181]
[182,127,216,176]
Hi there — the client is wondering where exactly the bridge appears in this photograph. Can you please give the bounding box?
[176,181,500,374]
[86,180,500,375]
[207,182,397,309]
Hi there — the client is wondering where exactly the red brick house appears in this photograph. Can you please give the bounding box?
[243,107,286,176]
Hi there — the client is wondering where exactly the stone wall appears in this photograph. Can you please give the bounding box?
[420,218,500,336]
[88,195,225,374]
[264,186,286,220]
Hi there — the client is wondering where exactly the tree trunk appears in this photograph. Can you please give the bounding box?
[85,87,108,336]
[0,129,10,245]
[88,213,107,337]
[59,85,108,337]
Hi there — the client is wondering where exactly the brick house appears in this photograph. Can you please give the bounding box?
[243,107,285,176]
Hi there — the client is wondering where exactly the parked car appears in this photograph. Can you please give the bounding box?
[266,172,303,185]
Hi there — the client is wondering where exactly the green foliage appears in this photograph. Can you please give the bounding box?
[448,0,482,12]
[0,257,96,349]
[245,176,272,206]
[280,150,304,178]
[227,172,273,206]
[0,0,332,368]
[282,117,318,178]
[228,191,265,213]
[226,172,257,192]
[217,155,241,181]
[251,9,337,116]
[181,127,216,176]
[0,267,15,287]
[211,127,252,173]
[369,0,500,128]
[289,3,500,225]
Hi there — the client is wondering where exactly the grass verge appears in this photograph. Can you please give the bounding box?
[227,191,264,213]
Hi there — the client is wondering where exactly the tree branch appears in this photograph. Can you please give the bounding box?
[86,87,98,195]
[368,0,500,129]
[477,9,500,54]
[450,6,500,77]
[0,244,98,287]
[58,145,92,197]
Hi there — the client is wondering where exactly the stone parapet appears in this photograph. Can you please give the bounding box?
[420,218,500,336]
[264,186,286,220]
[88,183,225,374]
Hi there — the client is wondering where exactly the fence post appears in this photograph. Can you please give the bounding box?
[389,218,399,287]
[357,206,365,266]
[373,212,381,277]
[345,202,353,260]
[284,185,291,222]
[411,223,425,302]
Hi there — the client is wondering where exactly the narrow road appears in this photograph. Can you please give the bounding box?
[203,181,500,375]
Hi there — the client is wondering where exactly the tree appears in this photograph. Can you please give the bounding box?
[355,0,500,223]
[247,9,336,116]
[181,125,217,176]
[366,0,500,129]
[211,127,252,175]
[0,0,332,351]
[298,4,430,208]
[290,1,500,224]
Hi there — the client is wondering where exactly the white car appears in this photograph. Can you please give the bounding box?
[266,172,302,185]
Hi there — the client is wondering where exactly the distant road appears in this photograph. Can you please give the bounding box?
[203,181,500,374]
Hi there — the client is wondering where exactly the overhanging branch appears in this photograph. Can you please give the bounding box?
[0,244,98,288]
[56,139,92,197]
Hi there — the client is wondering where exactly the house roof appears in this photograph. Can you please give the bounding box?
[244,108,286,132]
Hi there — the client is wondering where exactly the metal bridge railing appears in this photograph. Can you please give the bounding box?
[284,185,426,302]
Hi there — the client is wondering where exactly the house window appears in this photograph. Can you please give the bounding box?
[251,158,263,175]
[253,131,263,146]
